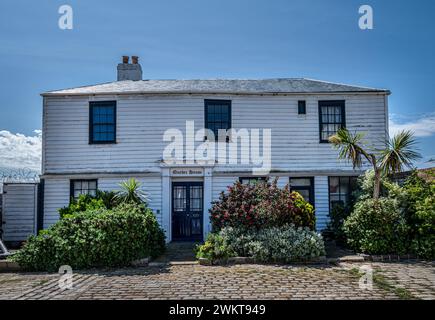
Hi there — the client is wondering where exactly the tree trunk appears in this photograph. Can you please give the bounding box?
[373,169,381,201]
[370,154,380,201]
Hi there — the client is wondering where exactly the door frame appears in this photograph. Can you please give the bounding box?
[171,181,204,242]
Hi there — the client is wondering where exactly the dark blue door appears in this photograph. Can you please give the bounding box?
[172,182,203,241]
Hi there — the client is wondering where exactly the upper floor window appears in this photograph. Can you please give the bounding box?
[89,101,116,144]
[318,100,345,143]
[70,179,98,201]
[205,99,231,140]
[298,100,306,115]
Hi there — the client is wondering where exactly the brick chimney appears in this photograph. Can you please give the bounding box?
[117,56,142,81]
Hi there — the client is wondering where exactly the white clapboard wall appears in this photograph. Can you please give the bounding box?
[2,183,38,242]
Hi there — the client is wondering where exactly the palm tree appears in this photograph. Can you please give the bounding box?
[329,129,421,200]
[114,178,148,205]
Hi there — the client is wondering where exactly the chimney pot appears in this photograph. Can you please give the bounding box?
[117,55,142,81]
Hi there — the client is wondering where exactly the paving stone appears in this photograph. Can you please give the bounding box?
[0,261,433,300]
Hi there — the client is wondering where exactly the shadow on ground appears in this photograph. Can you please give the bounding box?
[153,242,199,263]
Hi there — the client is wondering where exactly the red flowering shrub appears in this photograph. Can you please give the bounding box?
[210,179,316,231]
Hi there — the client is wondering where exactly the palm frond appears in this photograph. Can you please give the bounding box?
[115,178,148,205]
[329,128,371,169]
[379,130,421,175]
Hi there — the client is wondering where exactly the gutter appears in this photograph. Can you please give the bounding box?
[41,90,391,97]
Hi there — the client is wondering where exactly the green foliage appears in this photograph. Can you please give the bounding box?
[114,178,148,205]
[400,172,435,259]
[340,171,434,259]
[326,203,350,244]
[343,198,409,255]
[197,225,325,263]
[195,233,235,261]
[411,194,435,259]
[329,128,369,169]
[379,131,421,176]
[353,170,399,201]
[58,182,145,219]
[96,190,119,209]
[329,128,421,200]
[58,194,106,219]
[210,179,316,231]
[13,203,166,271]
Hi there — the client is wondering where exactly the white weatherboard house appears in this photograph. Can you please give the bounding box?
[40,56,389,242]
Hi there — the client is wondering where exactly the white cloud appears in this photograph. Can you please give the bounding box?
[0,130,42,172]
[389,113,435,137]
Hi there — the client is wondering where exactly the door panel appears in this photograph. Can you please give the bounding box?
[172,182,203,241]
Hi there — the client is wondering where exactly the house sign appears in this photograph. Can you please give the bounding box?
[170,168,204,177]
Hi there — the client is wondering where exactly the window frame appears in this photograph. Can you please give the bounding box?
[69,179,98,202]
[328,176,358,213]
[298,100,306,115]
[204,99,232,142]
[89,101,117,144]
[238,177,266,185]
[318,100,346,143]
[289,177,315,206]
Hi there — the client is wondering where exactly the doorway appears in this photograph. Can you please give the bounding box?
[172,182,204,241]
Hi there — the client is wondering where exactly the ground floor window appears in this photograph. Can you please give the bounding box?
[70,179,98,201]
[328,176,358,210]
[239,177,266,185]
[290,177,315,206]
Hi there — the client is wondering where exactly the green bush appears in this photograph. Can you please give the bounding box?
[58,194,106,218]
[210,179,316,231]
[13,203,166,271]
[410,192,435,259]
[343,198,408,255]
[58,178,148,219]
[399,172,435,259]
[196,225,325,263]
[326,203,350,244]
[195,233,235,261]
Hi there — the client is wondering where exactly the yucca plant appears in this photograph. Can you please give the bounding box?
[329,129,421,200]
[114,178,148,205]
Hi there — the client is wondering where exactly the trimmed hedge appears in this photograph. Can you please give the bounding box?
[12,203,165,271]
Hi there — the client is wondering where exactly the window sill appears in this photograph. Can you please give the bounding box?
[89,141,117,145]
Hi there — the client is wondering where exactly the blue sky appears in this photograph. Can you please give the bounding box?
[0,0,434,172]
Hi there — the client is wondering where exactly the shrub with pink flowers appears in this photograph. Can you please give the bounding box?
[210,178,316,231]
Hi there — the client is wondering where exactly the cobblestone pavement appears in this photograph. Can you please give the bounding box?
[0,262,433,300]
[370,262,434,300]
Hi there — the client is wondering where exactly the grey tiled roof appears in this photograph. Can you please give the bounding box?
[42,78,389,96]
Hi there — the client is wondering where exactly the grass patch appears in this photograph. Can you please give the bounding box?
[32,279,50,288]
[0,278,23,285]
[348,267,363,277]
[373,272,416,300]
[346,267,416,300]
